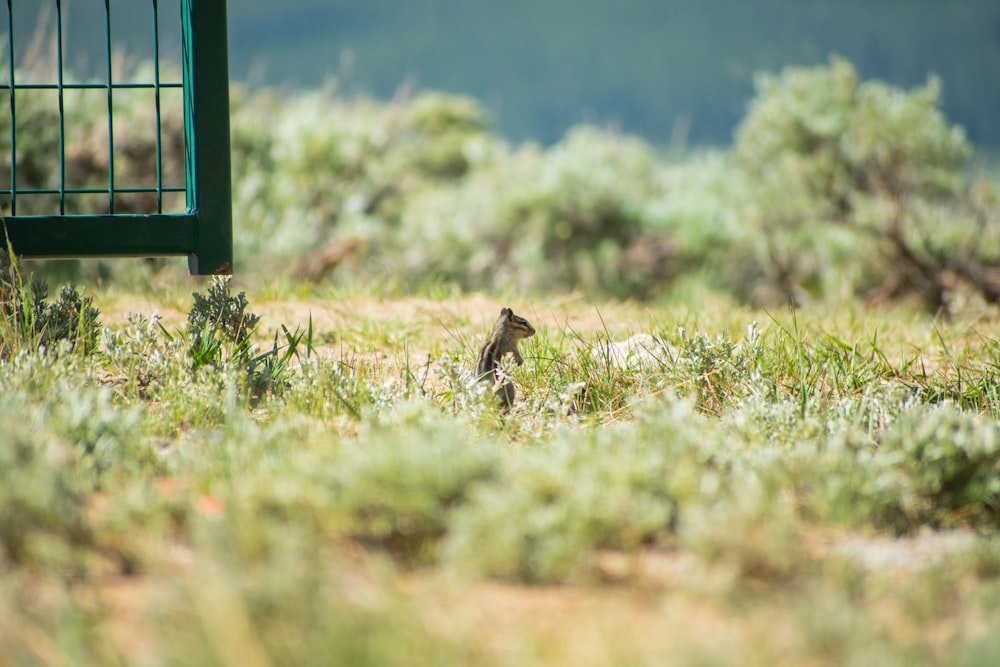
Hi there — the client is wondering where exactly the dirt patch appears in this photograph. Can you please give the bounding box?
[805,527,978,573]
[101,292,657,338]
[97,292,663,373]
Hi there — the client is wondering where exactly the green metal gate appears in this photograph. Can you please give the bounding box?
[2,0,233,275]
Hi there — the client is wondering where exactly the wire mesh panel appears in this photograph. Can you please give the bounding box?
[1,0,233,275]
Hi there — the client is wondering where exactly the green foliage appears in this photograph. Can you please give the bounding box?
[668,323,766,414]
[0,245,101,358]
[331,402,499,560]
[102,312,186,399]
[10,52,1000,310]
[50,386,149,486]
[187,276,261,362]
[0,62,185,217]
[680,476,806,583]
[285,356,399,421]
[717,387,1000,535]
[9,44,1000,664]
[0,404,93,567]
[184,276,309,402]
[0,86,60,215]
[445,414,681,582]
[5,288,1000,663]
[734,56,994,307]
[156,533,472,667]
[228,87,496,265]
[871,405,1000,530]
[42,284,103,353]
[229,56,1000,307]
[228,84,682,295]
[480,127,659,293]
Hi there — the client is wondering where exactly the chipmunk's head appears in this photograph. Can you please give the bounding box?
[499,307,535,339]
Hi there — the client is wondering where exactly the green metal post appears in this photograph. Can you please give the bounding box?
[6,0,17,215]
[153,0,164,214]
[182,0,233,275]
[56,0,66,213]
[105,0,116,213]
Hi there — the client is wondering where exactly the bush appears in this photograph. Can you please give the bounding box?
[728,391,1000,533]
[331,402,499,560]
[184,276,307,402]
[0,247,101,358]
[872,405,1000,530]
[228,87,497,268]
[0,407,93,567]
[102,312,187,399]
[444,405,691,583]
[735,56,997,309]
[187,276,261,362]
[394,126,668,295]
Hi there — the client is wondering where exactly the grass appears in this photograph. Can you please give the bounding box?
[4,274,1000,665]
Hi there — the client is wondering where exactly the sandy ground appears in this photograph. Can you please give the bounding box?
[102,290,659,337]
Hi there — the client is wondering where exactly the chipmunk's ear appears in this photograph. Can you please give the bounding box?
[500,307,512,318]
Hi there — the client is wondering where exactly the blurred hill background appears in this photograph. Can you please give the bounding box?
[11,0,1000,149]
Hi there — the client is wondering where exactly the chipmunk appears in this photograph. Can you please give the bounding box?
[476,307,536,409]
